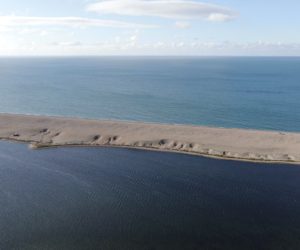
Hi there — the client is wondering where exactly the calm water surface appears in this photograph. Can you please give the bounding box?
[0,57,300,132]
[0,141,300,250]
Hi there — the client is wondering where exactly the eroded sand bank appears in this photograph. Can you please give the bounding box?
[0,113,299,164]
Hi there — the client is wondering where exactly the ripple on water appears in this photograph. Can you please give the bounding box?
[0,140,300,250]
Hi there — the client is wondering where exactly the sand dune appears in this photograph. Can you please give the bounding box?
[0,113,299,164]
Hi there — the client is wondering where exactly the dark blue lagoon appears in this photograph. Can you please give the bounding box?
[0,141,300,249]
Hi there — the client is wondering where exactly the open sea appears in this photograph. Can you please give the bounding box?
[0,56,300,132]
[0,57,300,249]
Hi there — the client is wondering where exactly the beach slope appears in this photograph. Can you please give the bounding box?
[0,113,299,163]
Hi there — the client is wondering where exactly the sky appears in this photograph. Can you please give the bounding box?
[0,0,300,56]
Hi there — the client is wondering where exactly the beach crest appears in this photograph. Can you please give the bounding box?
[0,113,299,164]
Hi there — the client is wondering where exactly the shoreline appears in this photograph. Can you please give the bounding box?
[2,138,298,165]
[0,113,299,165]
[0,111,294,134]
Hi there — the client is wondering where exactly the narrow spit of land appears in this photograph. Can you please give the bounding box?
[0,113,299,164]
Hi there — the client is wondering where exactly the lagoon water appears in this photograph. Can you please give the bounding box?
[0,141,300,250]
[0,57,300,132]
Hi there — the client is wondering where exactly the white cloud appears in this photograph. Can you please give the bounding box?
[0,26,13,32]
[174,21,190,29]
[0,34,10,46]
[115,36,121,43]
[242,41,295,50]
[207,13,236,22]
[48,28,66,31]
[174,34,188,38]
[87,0,240,22]
[0,16,158,28]
[152,41,300,52]
[196,42,239,50]
[40,30,51,36]
[60,42,82,46]
[49,42,59,46]
[129,35,138,45]
[154,42,165,48]
[123,29,144,34]
[19,28,39,34]
[68,32,74,36]
[25,42,36,46]
[130,35,138,42]
[1,41,300,56]
[183,41,300,51]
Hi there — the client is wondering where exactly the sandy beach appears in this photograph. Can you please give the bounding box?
[0,113,299,164]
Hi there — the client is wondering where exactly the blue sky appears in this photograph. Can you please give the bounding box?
[0,0,299,55]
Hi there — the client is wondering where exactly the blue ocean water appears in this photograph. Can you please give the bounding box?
[0,141,300,250]
[0,57,299,132]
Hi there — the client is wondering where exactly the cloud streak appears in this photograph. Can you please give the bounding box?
[0,16,158,28]
[123,29,144,34]
[19,28,39,34]
[0,26,13,32]
[174,34,188,38]
[87,0,240,22]
[1,40,300,56]
[174,21,190,29]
